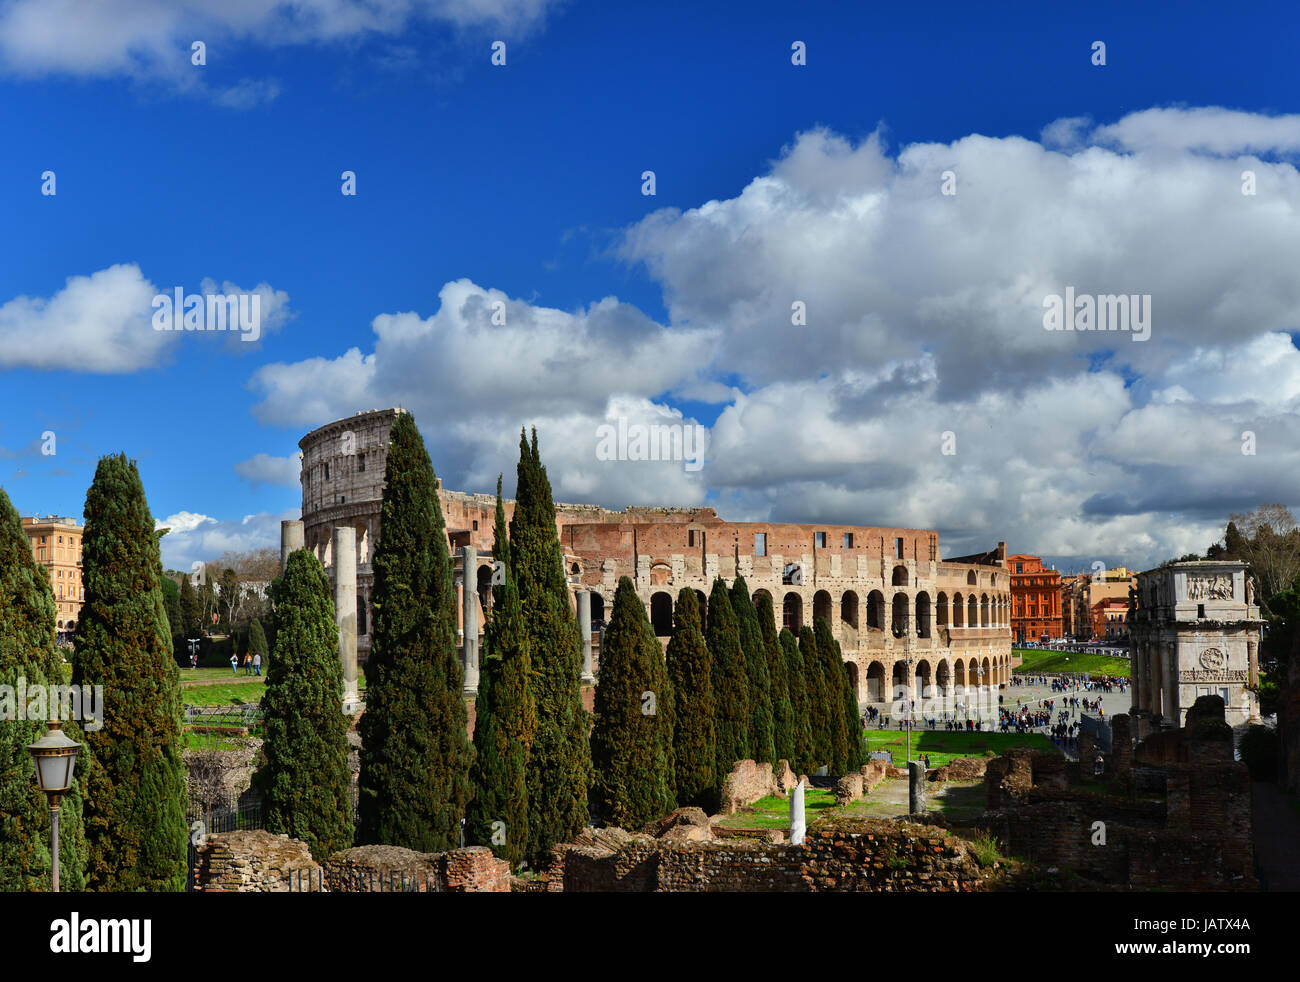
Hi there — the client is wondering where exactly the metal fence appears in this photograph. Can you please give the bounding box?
[185,704,263,729]
[186,793,265,892]
[287,867,438,892]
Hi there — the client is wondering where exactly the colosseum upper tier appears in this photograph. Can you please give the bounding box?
[300,409,1015,706]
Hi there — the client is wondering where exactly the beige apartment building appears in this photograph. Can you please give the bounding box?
[1064,566,1135,640]
[22,515,84,636]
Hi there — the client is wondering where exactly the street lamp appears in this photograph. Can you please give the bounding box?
[975,665,985,729]
[902,655,915,764]
[28,719,81,892]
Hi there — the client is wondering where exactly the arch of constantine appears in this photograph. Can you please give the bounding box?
[293,409,1014,714]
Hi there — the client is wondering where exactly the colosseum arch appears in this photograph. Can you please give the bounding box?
[967,570,977,585]
[846,662,861,702]
[840,590,859,646]
[936,591,948,628]
[694,589,707,626]
[866,590,885,631]
[915,659,932,699]
[936,659,951,698]
[891,564,909,586]
[591,592,607,628]
[813,590,833,629]
[967,594,978,627]
[892,660,910,701]
[752,587,772,611]
[980,593,990,627]
[953,592,965,627]
[891,593,909,637]
[981,656,992,682]
[354,523,370,564]
[650,591,673,637]
[954,658,966,690]
[915,592,932,638]
[783,592,803,632]
[866,660,886,702]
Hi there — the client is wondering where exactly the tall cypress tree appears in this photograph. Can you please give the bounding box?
[73,455,187,891]
[755,593,795,766]
[248,619,269,661]
[0,489,88,891]
[841,646,864,771]
[466,478,534,868]
[178,575,201,639]
[780,628,813,774]
[254,549,352,860]
[666,586,716,809]
[799,625,830,771]
[358,412,472,852]
[730,577,775,765]
[706,578,750,782]
[511,430,591,860]
[590,578,675,828]
[814,617,848,774]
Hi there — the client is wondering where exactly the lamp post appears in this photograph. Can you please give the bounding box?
[902,654,915,764]
[28,719,81,892]
[975,664,985,730]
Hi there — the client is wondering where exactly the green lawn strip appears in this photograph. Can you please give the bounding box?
[863,729,1056,767]
[717,790,836,830]
[1013,648,1130,677]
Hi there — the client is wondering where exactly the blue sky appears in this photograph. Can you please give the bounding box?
[3,0,1300,572]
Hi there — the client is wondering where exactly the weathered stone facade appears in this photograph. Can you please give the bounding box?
[299,409,1015,710]
[1129,560,1262,732]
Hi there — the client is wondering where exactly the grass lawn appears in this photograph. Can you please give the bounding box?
[716,789,837,829]
[1013,648,1130,678]
[863,728,1056,766]
[182,669,367,706]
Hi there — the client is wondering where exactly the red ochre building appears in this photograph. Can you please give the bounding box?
[1007,554,1062,644]
[300,409,1016,711]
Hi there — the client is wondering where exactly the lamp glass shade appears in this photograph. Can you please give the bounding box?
[28,724,80,794]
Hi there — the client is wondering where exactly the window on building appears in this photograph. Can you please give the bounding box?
[815,532,826,548]
[688,530,696,547]
[895,537,904,559]
[358,456,366,472]
[339,495,346,504]
[325,463,330,480]
[1197,604,1205,619]
[755,533,767,557]
[844,532,853,548]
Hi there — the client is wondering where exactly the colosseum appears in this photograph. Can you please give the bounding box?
[299,408,1015,716]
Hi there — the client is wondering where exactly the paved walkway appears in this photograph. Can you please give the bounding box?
[1251,780,1300,891]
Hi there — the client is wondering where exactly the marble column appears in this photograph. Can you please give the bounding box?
[578,589,595,682]
[462,545,480,694]
[280,520,304,574]
[1247,636,1260,723]
[1163,641,1179,726]
[332,526,359,711]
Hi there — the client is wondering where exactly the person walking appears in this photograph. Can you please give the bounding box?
[230,652,239,675]
[253,652,262,677]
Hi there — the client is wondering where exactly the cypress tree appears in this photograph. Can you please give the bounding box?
[357,412,472,852]
[0,488,88,891]
[814,617,848,774]
[178,575,201,638]
[590,578,675,828]
[510,429,591,860]
[666,586,716,809]
[730,577,775,765]
[799,625,830,771]
[466,478,534,868]
[706,578,750,782]
[254,549,352,860]
[73,454,188,891]
[754,592,794,766]
[160,576,180,641]
[780,628,813,774]
[248,619,268,661]
[842,648,864,771]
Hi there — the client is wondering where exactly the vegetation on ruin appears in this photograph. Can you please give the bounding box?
[590,578,677,828]
[510,429,592,862]
[357,412,472,853]
[730,577,775,765]
[779,628,813,774]
[254,549,353,860]
[1012,648,1130,677]
[0,487,88,891]
[466,478,535,868]
[706,578,751,783]
[73,454,188,891]
[666,586,717,810]
[755,593,796,767]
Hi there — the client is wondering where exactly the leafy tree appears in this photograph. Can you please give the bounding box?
[730,577,774,764]
[357,413,472,852]
[755,593,795,766]
[254,549,352,859]
[466,478,534,868]
[706,578,750,782]
[799,625,830,770]
[0,488,88,891]
[511,430,592,861]
[178,574,202,639]
[780,628,813,773]
[73,454,188,891]
[1230,505,1300,602]
[590,578,675,828]
[666,586,716,809]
